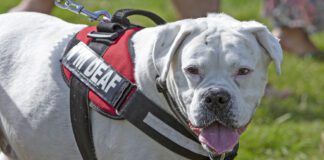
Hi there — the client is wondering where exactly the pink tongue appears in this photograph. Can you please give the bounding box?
[198,123,239,155]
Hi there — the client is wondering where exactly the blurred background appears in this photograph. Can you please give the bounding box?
[1,0,324,159]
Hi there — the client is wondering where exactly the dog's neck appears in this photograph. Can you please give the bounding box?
[131,29,176,116]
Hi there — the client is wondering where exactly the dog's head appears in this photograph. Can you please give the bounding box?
[151,14,282,155]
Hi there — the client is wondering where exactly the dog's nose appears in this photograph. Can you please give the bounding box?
[203,88,231,110]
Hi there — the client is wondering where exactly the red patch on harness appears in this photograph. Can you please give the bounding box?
[63,26,141,116]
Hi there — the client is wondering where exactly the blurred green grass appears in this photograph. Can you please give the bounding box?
[1,0,324,159]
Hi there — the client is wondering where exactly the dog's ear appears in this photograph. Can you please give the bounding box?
[240,21,283,75]
[152,24,191,82]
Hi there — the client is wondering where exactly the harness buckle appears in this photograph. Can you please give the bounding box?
[87,32,119,40]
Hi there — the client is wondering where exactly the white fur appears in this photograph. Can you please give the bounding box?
[0,12,282,160]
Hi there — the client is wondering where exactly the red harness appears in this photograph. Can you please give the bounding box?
[62,26,141,117]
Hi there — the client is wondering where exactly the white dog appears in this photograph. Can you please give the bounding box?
[0,12,282,160]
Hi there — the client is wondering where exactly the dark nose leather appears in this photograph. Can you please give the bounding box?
[203,88,231,110]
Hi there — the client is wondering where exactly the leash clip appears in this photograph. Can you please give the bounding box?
[55,0,112,23]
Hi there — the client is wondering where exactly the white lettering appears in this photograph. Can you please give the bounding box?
[66,43,83,61]
[90,64,108,84]
[73,51,93,70]
[104,74,122,93]
[97,70,113,90]
[84,59,101,77]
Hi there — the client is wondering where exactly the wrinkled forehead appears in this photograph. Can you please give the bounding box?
[182,30,258,67]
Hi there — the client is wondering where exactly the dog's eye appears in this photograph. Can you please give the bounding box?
[185,66,200,75]
[237,68,252,76]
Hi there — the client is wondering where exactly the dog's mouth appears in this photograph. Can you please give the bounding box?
[190,121,247,155]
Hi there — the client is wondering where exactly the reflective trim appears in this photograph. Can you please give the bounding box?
[143,112,208,156]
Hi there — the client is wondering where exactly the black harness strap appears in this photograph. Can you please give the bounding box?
[156,78,194,136]
[119,91,209,160]
[70,77,97,160]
